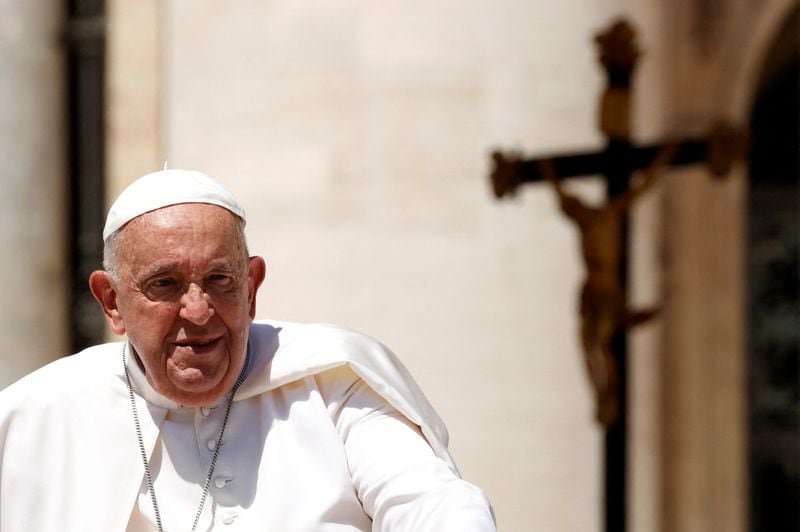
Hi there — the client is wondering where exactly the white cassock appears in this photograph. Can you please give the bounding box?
[0,321,495,531]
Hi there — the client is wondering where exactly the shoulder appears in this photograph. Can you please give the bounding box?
[0,342,124,409]
[245,320,455,470]
[253,319,384,346]
[242,320,400,396]
[251,320,390,362]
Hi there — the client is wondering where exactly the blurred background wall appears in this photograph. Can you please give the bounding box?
[0,1,68,386]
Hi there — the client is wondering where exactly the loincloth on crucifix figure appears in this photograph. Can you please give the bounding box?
[537,144,677,426]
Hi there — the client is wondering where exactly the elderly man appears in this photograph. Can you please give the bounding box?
[0,170,495,531]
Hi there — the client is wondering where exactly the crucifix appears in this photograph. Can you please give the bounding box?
[489,18,742,532]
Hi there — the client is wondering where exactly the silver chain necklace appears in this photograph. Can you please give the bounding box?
[122,340,250,532]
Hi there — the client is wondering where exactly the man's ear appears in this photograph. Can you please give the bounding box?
[247,256,267,320]
[89,270,126,335]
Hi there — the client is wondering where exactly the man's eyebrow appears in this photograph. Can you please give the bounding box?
[141,263,180,278]
[137,260,242,280]
[206,261,241,274]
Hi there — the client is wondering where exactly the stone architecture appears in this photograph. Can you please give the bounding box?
[0,1,68,385]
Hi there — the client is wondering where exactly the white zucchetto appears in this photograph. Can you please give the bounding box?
[102,169,246,241]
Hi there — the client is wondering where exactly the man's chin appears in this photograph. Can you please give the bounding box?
[162,367,229,405]
[163,349,246,406]
[166,383,228,407]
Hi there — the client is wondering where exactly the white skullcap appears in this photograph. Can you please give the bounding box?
[102,169,246,241]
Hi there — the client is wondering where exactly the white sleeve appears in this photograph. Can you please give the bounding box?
[316,366,496,532]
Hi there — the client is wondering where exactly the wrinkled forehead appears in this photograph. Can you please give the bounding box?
[123,202,243,232]
[114,203,248,267]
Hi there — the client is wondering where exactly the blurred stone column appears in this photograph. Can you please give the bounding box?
[0,1,69,386]
[106,0,162,199]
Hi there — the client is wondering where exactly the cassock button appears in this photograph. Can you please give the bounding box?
[207,439,217,451]
[221,511,238,525]
[214,477,228,488]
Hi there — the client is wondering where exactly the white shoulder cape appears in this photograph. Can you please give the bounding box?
[0,321,455,532]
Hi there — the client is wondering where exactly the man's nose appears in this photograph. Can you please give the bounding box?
[179,284,214,324]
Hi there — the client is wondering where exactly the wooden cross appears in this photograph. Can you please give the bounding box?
[488,18,742,532]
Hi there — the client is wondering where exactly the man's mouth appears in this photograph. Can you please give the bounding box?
[174,337,221,351]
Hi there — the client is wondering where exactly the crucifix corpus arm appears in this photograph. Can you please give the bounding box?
[609,142,678,211]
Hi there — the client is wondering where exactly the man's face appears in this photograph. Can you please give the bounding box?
[93,203,265,406]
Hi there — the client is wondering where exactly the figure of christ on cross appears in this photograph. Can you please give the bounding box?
[538,144,676,426]
[487,19,740,428]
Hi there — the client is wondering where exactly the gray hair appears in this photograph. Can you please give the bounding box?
[102,229,123,281]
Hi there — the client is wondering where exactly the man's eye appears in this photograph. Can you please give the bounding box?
[207,274,233,286]
[147,278,179,292]
[142,278,180,300]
